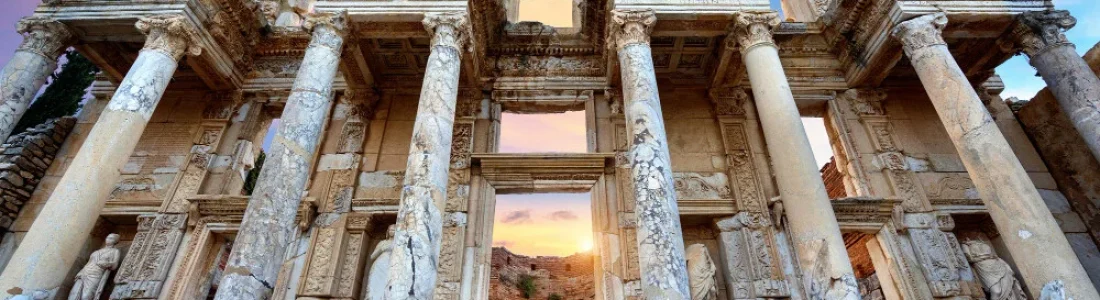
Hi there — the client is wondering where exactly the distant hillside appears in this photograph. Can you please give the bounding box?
[489,247,596,300]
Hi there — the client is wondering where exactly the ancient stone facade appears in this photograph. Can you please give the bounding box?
[0,0,1098,299]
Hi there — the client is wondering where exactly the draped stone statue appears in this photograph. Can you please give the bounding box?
[962,239,1026,300]
[67,233,121,300]
[686,244,717,300]
[364,225,395,300]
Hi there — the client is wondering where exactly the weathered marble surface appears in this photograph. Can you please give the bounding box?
[733,10,858,299]
[0,14,200,299]
[212,12,346,300]
[0,17,71,144]
[385,11,468,300]
[1013,10,1100,164]
[893,12,1100,300]
[611,9,691,300]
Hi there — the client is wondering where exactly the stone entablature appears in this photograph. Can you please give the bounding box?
[0,0,1098,300]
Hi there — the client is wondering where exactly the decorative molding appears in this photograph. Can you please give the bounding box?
[891,13,947,56]
[609,9,657,50]
[839,88,887,116]
[731,11,780,53]
[135,15,203,60]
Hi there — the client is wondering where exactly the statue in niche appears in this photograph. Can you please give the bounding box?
[68,233,121,300]
[962,239,1026,300]
[686,244,718,300]
[365,225,395,300]
[769,196,784,229]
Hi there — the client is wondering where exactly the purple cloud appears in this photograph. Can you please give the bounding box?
[547,210,578,221]
[501,210,532,224]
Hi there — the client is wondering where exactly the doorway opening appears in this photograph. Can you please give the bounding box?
[489,192,595,299]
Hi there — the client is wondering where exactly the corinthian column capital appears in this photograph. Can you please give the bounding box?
[891,12,947,56]
[1010,10,1076,56]
[423,11,470,51]
[731,11,780,53]
[135,15,203,60]
[304,11,349,54]
[15,17,73,59]
[609,9,656,49]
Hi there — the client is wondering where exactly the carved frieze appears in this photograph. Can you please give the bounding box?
[673,172,731,200]
[111,214,188,299]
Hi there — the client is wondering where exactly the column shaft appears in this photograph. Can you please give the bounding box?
[385,12,468,300]
[0,15,201,299]
[1015,10,1100,164]
[610,9,691,299]
[893,13,1100,299]
[733,11,860,299]
[213,12,346,300]
[0,18,71,143]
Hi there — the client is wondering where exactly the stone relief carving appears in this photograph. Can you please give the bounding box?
[926,175,979,200]
[839,88,886,116]
[365,225,395,300]
[963,238,1026,300]
[111,214,187,299]
[686,244,718,300]
[673,172,731,199]
[708,88,748,116]
[68,234,121,300]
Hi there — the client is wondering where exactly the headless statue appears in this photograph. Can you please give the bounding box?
[686,244,718,300]
[365,225,396,300]
[68,233,121,300]
[962,239,1026,300]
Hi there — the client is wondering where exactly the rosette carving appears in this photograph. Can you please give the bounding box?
[609,9,656,49]
[135,15,203,60]
[891,13,947,56]
[1010,10,1076,56]
[423,11,471,51]
[731,11,780,53]
[15,17,72,59]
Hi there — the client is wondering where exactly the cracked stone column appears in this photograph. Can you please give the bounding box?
[0,17,72,144]
[0,15,202,299]
[609,9,690,299]
[385,11,469,300]
[212,12,346,300]
[1009,10,1100,164]
[893,13,1100,299]
[732,11,860,299]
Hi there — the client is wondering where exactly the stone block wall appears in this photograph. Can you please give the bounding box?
[0,117,75,229]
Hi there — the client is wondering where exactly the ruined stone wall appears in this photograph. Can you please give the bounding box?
[490,247,594,277]
[0,117,75,229]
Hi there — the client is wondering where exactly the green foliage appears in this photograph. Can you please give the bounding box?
[516,274,537,299]
[243,151,266,195]
[548,293,563,300]
[13,50,98,135]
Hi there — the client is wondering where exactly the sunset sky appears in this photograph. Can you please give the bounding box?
[0,0,1094,257]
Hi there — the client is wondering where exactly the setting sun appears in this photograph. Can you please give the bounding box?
[579,238,593,252]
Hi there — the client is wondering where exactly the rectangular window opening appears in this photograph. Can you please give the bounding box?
[499,111,588,153]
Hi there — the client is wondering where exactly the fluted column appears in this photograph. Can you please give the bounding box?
[0,15,201,299]
[212,12,346,300]
[732,11,860,299]
[385,11,469,300]
[0,17,72,143]
[892,13,1100,299]
[1009,10,1100,163]
[610,9,691,299]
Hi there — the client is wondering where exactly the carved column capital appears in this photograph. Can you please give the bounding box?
[304,11,349,36]
[708,87,749,116]
[609,9,657,49]
[423,11,470,51]
[731,11,780,53]
[838,88,887,116]
[1010,10,1076,57]
[135,15,203,60]
[891,13,947,56]
[15,17,73,59]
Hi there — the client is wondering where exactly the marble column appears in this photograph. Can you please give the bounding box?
[0,17,72,144]
[892,13,1100,299]
[1010,10,1100,164]
[732,11,860,299]
[212,12,346,300]
[0,15,202,299]
[385,11,468,300]
[609,9,691,299]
